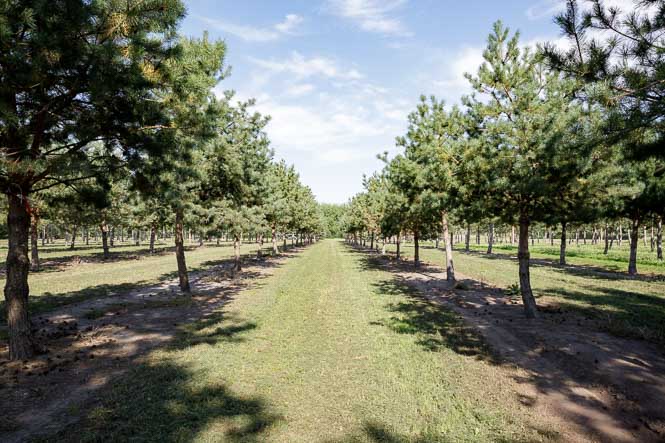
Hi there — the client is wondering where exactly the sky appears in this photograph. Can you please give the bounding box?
[177,0,622,204]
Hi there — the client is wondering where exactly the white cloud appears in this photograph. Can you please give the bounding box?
[426,46,484,105]
[275,14,304,34]
[198,13,304,42]
[284,83,316,97]
[327,0,412,36]
[248,51,364,80]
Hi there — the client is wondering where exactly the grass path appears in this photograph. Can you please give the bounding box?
[61,240,552,442]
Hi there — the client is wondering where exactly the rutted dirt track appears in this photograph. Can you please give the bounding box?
[0,252,291,443]
[356,247,665,443]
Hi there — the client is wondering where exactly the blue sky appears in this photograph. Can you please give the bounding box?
[178,1,625,203]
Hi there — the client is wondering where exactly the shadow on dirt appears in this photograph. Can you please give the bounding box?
[343,241,665,443]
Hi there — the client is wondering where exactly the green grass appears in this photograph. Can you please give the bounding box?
[388,241,665,344]
[0,241,269,318]
[458,240,665,275]
[51,240,553,442]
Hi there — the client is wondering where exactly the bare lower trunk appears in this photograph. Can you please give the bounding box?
[414,229,420,268]
[257,234,264,258]
[381,239,386,255]
[272,225,278,255]
[657,218,663,261]
[518,216,538,319]
[30,213,40,272]
[465,224,470,252]
[442,212,455,281]
[628,216,639,275]
[5,193,35,359]
[69,226,77,249]
[234,235,241,272]
[559,221,567,266]
[149,224,156,254]
[487,223,494,254]
[100,223,110,259]
[396,233,401,260]
[174,208,190,293]
[604,224,610,255]
[370,232,374,250]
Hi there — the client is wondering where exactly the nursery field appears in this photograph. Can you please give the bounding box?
[2,239,664,442]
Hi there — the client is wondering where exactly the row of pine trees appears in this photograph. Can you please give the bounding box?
[0,1,323,360]
[343,1,665,319]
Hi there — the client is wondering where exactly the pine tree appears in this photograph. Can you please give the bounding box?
[0,0,185,359]
[464,22,593,318]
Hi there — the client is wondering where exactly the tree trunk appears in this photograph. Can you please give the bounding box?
[465,223,470,252]
[628,217,639,276]
[257,234,264,258]
[657,217,663,261]
[234,234,242,272]
[30,213,40,272]
[396,232,401,260]
[559,221,567,266]
[100,223,110,259]
[381,239,386,255]
[149,223,156,254]
[518,216,538,319]
[604,225,610,254]
[69,226,77,250]
[272,225,278,255]
[174,208,190,293]
[414,229,420,268]
[487,223,494,254]
[370,232,374,250]
[5,193,35,359]
[442,212,455,281]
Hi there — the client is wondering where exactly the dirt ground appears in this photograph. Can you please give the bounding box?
[0,252,290,443]
[2,245,665,442]
[364,251,665,443]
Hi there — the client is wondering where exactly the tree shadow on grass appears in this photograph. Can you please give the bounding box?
[48,338,279,443]
[0,248,289,324]
[345,243,665,442]
[346,246,498,363]
[542,285,665,344]
[3,250,291,442]
[369,278,496,361]
[327,420,560,443]
[458,248,665,283]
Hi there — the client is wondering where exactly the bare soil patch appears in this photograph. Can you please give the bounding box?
[0,251,294,443]
[356,248,665,443]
